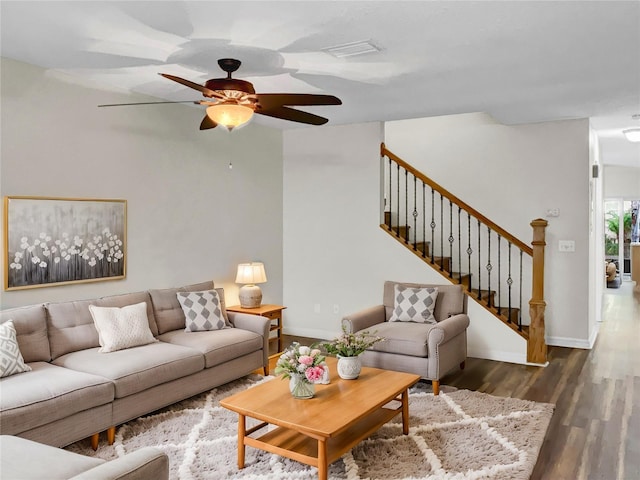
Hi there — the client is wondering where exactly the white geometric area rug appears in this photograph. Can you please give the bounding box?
[66,375,554,480]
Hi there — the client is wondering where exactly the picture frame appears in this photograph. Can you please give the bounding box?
[4,196,127,291]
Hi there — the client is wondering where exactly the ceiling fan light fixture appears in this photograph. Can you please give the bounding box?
[206,103,254,130]
[622,128,640,143]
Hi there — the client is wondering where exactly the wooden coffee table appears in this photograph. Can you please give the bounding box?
[220,357,420,480]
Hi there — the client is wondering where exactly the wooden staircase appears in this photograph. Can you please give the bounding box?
[381,143,548,363]
[382,217,526,338]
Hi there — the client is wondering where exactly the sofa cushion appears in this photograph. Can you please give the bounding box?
[47,291,157,360]
[389,285,438,324]
[150,281,231,334]
[158,327,263,369]
[89,302,158,353]
[361,321,434,357]
[0,435,105,480]
[177,290,226,332]
[0,305,50,362]
[52,342,204,398]
[0,321,32,377]
[383,281,465,322]
[0,362,114,435]
[69,447,169,480]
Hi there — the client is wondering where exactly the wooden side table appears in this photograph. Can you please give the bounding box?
[226,304,286,353]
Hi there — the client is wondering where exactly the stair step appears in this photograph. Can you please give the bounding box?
[383,214,412,242]
[413,241,430,256]
[497,307,521,324]
[450,272,472,288]
[390,225,410,241]
[431,256,451,271]
[469,288,496,302]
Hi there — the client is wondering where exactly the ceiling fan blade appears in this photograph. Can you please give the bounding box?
[98,100,200,107]
[159,73,225,100]
[256,93,342,108]
[199,115,217,130]
[256,106,329,125]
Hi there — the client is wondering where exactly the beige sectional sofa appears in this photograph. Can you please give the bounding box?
[0,280,270,450]
[1,435,169,480]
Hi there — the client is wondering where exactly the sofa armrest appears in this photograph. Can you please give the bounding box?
[427,313,470,348]
[228,311,270,370]
[342,305,386,333]
[69,447,169,480]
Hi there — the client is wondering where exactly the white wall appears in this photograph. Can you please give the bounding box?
[0,57,283,309]
[385,113,592,348]
[588,127,604,345]
[603,166,640,199]
[282,121,527,363]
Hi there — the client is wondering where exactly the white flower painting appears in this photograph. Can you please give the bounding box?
[5,197,126,290]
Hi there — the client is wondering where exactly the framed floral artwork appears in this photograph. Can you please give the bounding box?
[4,196,127,290]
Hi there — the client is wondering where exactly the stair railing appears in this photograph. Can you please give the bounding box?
[381,143,547,364]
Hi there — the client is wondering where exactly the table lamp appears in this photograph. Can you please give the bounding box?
[235,262,267,308]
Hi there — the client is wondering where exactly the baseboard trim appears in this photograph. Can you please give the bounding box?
[283,327,334,341]
[588,323,599,348]
[546,335,594,349]
[467,348,527,365]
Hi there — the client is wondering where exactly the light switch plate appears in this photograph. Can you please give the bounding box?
[559,240,575,252]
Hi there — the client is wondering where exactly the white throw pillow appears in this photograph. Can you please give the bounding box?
[177,290,226,332]
[389,285,438,324]
[89,302,158,353]
[0,320,32,377]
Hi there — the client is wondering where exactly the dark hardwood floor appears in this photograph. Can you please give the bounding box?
[274,282,640,479]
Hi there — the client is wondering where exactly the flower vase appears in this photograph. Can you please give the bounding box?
[289,373,315,399]
[337,354,362,380]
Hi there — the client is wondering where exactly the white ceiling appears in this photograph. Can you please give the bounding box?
[2,1,639,167]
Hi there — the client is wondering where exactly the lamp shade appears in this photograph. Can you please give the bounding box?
[235,262,267,285]
[235,262,267,308]
[206,104,253,130]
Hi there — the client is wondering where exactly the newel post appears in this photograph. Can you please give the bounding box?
[528,218,548,364]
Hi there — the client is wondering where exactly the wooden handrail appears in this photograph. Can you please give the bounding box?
[381,143,533,256]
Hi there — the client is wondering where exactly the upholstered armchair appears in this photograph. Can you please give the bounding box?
[342,281,470,395]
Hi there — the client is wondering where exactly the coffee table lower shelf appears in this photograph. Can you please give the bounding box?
[240,403,403,478]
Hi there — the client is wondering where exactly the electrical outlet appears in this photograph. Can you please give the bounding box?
[546,208,560,217]
[332,304,340,314]
[558,240,575,252]
[314,304,321,314]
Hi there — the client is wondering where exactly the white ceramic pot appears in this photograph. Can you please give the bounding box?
[337,354,362,380]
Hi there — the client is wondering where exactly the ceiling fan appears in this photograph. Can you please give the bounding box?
[98,58,342,131]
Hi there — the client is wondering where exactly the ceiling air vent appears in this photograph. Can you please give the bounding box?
[323,40,380,58]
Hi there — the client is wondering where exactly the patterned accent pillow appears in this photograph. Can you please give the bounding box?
[177,290,226,332]
[0,320,32,377]
[389,285,438,324]
[89,302,158,353]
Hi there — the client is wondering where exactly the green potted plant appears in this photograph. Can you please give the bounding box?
[321,326,384,379]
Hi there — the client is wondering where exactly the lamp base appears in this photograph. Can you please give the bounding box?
[238,284,262,308]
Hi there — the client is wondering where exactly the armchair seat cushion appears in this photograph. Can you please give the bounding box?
[363,322,433,358]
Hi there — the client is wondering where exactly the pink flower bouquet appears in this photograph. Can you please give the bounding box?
[275,342,326,383]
